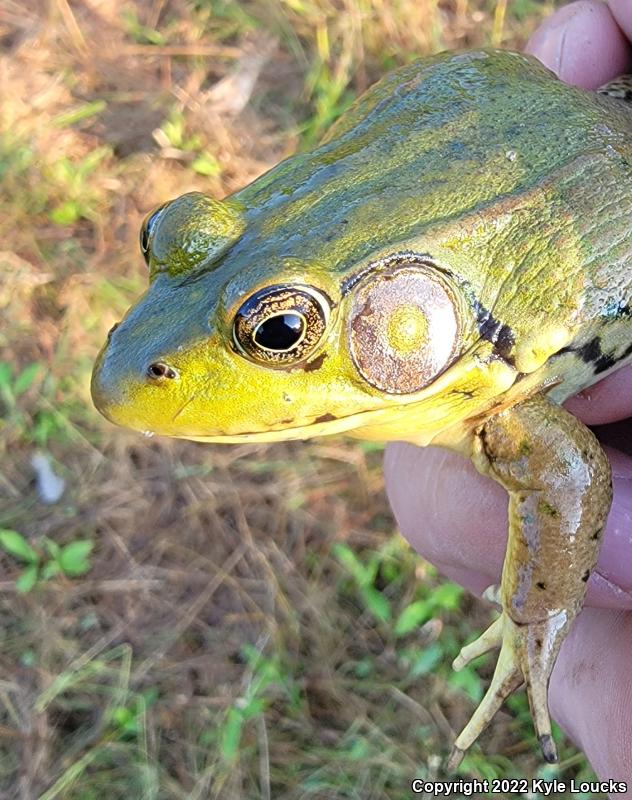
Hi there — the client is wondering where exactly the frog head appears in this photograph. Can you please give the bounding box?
[93,49,612,445]
[92,186,498,443]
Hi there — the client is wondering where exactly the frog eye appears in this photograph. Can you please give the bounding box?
[139,203,169,266]
[349,262,460,393]
[233,285,330,365]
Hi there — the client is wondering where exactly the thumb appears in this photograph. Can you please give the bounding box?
[549,607,632,790]
[525,0,631,88]
[383,441,632,609]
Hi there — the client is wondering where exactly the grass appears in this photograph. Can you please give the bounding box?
[0,0,607,797]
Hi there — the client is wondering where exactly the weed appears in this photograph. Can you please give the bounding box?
[0,529,93,592]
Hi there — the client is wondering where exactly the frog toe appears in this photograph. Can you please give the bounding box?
[449,610,567,768]
[481,584,501,608]
[449,621,523,768]
[452,614,503,671]
[515,611,569,764]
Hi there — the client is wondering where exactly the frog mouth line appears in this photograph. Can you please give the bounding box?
[170,406,391,444]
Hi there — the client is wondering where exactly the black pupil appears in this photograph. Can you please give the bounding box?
[255,313,304,351]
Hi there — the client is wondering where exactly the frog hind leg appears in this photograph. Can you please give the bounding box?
[447,394,612,770]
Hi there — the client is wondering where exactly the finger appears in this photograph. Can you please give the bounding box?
[383,442,632,609]
[609,0,632,42]
[550,607,632,785]
[564,365,632,425]
[525,0,632,89]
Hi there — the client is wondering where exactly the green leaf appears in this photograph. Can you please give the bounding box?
[240,697,266,720]
[16,564,39,593]
[430,582,464,611]
[360,586,391,623]
[53,100,107,128]
[43,537,61,559]
[191,153,222,177]
[111,705,138,738]
[409,643,443,677]
[220,707,243,762]
[77,146,110,178]
[58,539,93,577]
[394,600,432,637]
[0,529,38,563]
[41,560,61,580]
[50,200,80,225]
[332,542,370,586]
[0,362,13,388]
[449,666,484,703]
[112,706,134,728]
[13,363,40,395]
[354,657,372,678]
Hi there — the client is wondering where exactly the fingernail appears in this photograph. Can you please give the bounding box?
[525,2,580,77]
[526,0,631,90]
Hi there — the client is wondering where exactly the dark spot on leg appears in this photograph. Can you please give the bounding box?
[561,336,623,375]
[576,336,602,364]
[538,500,558,517]
[535,638,542,649]
[594,353,618,374]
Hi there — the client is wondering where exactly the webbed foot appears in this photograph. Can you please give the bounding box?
[448,609,569,769]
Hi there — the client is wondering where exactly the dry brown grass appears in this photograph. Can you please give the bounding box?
[0,1,605,798]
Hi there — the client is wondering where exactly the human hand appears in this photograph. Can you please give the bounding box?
[385,1,632,785]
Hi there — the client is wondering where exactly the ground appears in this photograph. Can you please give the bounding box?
[0,1,607,798]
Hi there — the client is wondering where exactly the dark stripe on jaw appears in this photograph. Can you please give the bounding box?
[473,301,516,363]
[314,412,337,423]
[302,352,328,372]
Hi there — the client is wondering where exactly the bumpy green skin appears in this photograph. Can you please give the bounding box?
[92,49,632,765]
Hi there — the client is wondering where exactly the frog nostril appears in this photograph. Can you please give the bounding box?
[147,362,178,380]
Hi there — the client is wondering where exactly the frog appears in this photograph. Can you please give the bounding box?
[91,48,632,767]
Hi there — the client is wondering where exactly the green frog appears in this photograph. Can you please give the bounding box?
[91,49,632,767]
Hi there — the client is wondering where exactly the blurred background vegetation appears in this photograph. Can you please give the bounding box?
[0,1,609,797]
